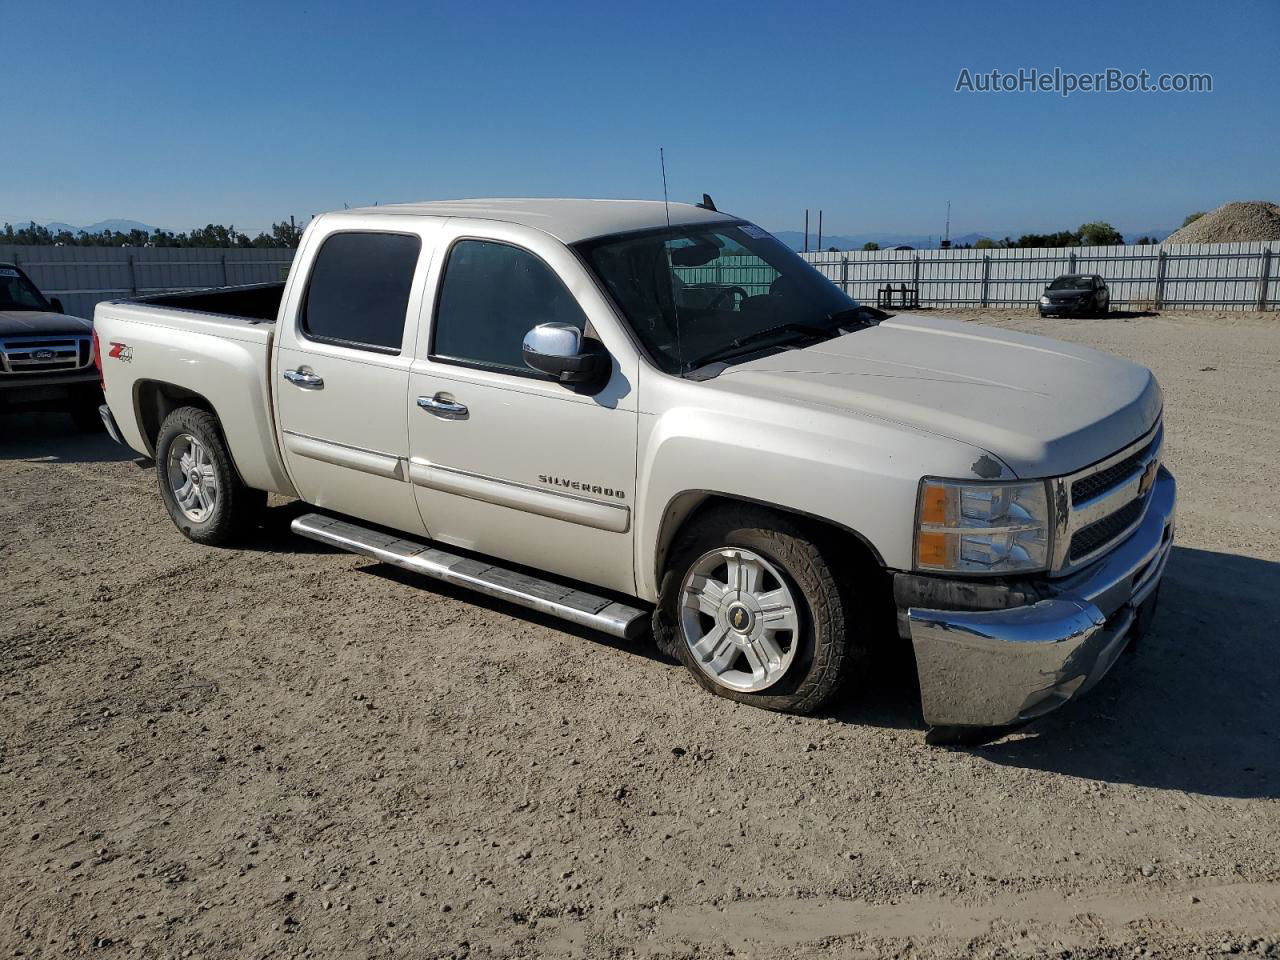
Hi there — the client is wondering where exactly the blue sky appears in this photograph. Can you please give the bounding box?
[6,0,1276,238]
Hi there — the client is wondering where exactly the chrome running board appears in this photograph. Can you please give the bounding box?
[291,512,649,640]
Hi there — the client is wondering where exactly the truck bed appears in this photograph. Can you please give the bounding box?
[136,281,284,323]
[93,285,296,498]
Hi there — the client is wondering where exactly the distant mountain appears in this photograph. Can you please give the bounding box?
[38,219,163,235]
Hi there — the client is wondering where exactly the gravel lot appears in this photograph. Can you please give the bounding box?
[2,309,1278,959]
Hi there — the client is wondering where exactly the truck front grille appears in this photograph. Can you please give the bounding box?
[1071,435,1156,505]
[0,336,92,374]
[1068,496,1146,561]
[1053,419,1162,574]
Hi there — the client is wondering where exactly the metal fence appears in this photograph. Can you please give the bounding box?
[0,246,295,319]
[4,240,1278,320]
[802,241,1280,311]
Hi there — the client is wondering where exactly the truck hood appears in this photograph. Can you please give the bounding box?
[0,310,92,336]
[714,313,1161,478]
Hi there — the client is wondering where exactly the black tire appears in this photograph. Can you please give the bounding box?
[154,406,265,546]
[652,505,864,714]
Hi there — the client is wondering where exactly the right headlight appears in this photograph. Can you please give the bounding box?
[914,478,1053,574]
[1039,295,1051,305]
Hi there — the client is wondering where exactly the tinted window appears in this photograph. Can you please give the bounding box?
[302,232,420,352]
[0,266,49,311]
[432,240,587,373]
[1049,275,1090,290]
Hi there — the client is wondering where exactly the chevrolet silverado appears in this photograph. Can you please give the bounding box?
[93,199,1175,743]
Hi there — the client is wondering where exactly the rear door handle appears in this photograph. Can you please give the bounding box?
[283,368,324,389]
[417,394,468,420]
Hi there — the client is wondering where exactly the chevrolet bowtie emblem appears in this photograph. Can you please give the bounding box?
[1138,459,1157,497]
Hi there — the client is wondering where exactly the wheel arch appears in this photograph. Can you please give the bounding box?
[132,382,255,496]
[652,490,888,592]
[132,379,219,457]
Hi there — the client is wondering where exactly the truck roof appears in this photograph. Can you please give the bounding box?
[336,198,739,244]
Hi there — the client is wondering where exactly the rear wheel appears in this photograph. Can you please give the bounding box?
[653,506,861,714]
[155,406,265,545]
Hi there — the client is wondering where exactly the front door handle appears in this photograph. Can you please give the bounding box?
[283,368,324,390]
[417,394,468,420]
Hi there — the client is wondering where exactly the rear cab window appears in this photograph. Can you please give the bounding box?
[302,232,422,354]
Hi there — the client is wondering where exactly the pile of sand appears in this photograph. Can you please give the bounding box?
[1165,201,1280,244]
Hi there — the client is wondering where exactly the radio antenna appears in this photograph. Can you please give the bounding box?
[660,147,673,229]
[659,147,684,370]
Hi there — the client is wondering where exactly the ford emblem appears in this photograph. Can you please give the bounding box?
[33,349,56,361]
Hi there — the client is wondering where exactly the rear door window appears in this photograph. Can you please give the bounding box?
[431,239,587,375]
[302,232,421,353]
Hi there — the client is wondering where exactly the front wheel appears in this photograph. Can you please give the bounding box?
[155,406,265,545]
[652,506,860,714]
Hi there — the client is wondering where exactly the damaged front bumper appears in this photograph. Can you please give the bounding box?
[902,466,1176,733]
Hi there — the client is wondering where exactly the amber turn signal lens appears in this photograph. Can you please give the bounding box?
[919,483,949,525]
[916,531,950,567]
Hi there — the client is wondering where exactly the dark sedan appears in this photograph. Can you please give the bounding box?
[1039,274,1110,317]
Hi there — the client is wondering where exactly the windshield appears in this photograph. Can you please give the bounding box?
[1048,275,1091,290]
[577,222,880,374]
[0,266,51,311]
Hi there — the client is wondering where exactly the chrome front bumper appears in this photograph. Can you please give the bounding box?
[907,467,1176,730]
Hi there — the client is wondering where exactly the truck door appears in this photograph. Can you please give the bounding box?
[274,219,437,536]
[407,223,639,596]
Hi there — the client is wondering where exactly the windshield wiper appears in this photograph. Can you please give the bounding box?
[683,322,834,372]
[821,305,887,327]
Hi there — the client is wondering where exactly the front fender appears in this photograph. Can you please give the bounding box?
[634,400,1008,601]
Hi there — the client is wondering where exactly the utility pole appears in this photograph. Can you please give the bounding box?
[941,200,952,249]
[803,210,809,253]
[817,210,823,251]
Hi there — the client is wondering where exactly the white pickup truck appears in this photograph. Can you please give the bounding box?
[94,199,1175,743]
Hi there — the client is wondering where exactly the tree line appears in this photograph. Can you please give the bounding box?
[953,221,1141,250]
[858,218,1181,252]
[0,220,305,248]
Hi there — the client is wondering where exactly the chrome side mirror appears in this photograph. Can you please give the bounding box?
[522,323,606,387]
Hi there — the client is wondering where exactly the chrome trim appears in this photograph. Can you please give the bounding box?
[282,368,324,389]
[99,404,126,446]
[291,512,648,639]
[908,466,1175,729]
[409,458,630,533]
[0,334,93,375]
[416,395,469,420]
[522,322,582,359]
[1050,419,1163,575]
[282,430,406,480]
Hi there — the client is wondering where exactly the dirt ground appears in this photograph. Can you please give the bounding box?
[2,309,1278,959]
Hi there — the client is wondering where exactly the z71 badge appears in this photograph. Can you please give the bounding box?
[108,341,133,362]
